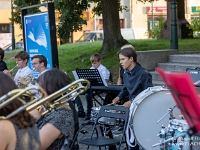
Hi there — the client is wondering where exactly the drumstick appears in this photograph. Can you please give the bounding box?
[106,103,114,106]
[106,103,124,107]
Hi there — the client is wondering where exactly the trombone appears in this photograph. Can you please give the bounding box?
[27,79,90,115]
[0,86,45,119]
[0,79,90,119]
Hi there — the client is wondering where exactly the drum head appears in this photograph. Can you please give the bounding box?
[133,90,181,150]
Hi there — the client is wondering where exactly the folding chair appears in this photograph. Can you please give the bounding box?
[156,68,200,135]
[79,105,129,150]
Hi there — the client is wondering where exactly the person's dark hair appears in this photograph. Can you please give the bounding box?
[0,48,4,60]
[0,72,35,128]
[36,68,72,96]
[15,51,29,61]
[31,55,47,67]
[117,47,137,62]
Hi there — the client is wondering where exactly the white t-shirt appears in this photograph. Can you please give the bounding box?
[90,64,110,80]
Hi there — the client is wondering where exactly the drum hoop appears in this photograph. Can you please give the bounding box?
[127,87,171,149]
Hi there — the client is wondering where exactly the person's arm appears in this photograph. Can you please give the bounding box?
[0,120,15,150]
[112,87,129,105]
[0,123,9,150]
[38,108,74,150]
[3,69,11,76]
[39,123,62,150]
[117,67,122,85]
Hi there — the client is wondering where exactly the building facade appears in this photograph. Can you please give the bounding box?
[0,0,200,47]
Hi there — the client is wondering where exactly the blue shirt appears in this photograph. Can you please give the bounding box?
[118,63,153,101]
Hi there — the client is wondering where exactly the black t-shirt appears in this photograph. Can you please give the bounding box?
[0,60,8,71]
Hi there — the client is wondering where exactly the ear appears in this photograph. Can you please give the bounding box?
[41,62,44,67]
[130,57,133,62]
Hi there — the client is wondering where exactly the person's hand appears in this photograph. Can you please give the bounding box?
[30,107,44,119]
[3,70,11,76]
[123,101,132,108]
[18,76,28,85]
[112,97,120,105]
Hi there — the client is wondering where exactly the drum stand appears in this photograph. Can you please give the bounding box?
[153,106,197,150]
[157,105,177,124]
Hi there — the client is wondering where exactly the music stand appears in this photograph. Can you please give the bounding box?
[156,68,200,135]
[72,69,107,106]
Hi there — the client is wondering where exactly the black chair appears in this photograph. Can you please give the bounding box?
[79,105,129,150]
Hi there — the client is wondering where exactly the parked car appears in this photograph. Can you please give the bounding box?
[3,41,24,52]
[76,28,135,43]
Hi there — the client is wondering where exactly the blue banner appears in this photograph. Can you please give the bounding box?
[24,12,52,78]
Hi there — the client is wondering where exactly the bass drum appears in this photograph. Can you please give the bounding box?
[129,86,181,150]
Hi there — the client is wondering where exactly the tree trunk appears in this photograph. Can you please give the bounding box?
[99,0,128,54]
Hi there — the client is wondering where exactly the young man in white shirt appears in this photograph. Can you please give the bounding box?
[3,51,34,89]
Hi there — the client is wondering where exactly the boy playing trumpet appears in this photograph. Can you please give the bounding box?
[4,51,34,89]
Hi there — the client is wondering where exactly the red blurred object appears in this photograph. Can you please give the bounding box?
[156,67,200,135]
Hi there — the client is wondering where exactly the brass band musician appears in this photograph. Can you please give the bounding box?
[0,72,41,150]
[3,51,34,89]
[30,68,79,150]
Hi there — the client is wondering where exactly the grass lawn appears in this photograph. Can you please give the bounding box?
[4,38,200,83]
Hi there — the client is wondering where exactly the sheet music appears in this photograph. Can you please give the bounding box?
[72,69,108,87]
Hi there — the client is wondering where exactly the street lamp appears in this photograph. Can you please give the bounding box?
[11,0,15,50]
[170,0,178,49]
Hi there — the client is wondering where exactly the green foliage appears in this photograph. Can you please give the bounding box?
[146,14,165,39]
[186,17,200,38]
[4,39,200,80]
[12,0,89,40]
[12,0,41,29]
[43,0,90,39]
[88,0,128,16]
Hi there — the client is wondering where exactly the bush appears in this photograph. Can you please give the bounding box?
[146,14,165,39]
[186,17,200,38]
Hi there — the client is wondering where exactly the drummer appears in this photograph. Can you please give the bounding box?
[112,45,153,150]
[112,45,153,108]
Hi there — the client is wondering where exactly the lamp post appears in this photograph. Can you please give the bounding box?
[151,2,154,29]
[170,0,178,49]
[11,0,15,50]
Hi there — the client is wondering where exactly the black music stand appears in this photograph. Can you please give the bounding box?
[72,69,107,106]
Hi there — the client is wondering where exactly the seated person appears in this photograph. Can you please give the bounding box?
[85,53,110,120]
[0,72,40,150]
[112,45,153,150]
[3,51,34,89]
[31,68,79,150]
[0,48,8,71]
[117,64,124,85]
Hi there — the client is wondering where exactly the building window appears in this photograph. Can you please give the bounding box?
[0,24,10,33]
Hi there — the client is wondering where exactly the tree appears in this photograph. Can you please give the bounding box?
[90,0,129,54]
[89,0,155,53]
[44,0,89,40]
[13,0,41,29]
[13,0,89,40]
